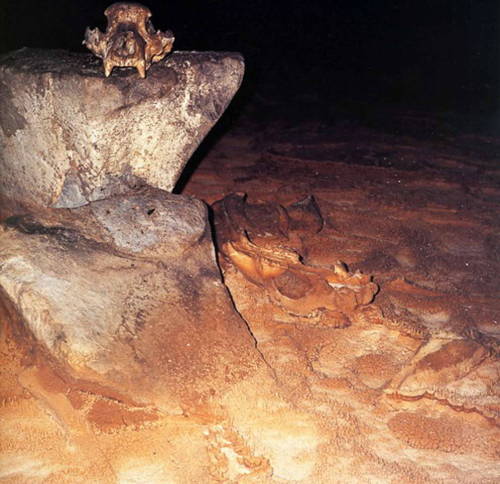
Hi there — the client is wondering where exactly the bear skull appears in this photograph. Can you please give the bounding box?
[83,2,175,78]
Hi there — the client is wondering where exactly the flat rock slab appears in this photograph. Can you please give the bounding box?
[0,48,244,209]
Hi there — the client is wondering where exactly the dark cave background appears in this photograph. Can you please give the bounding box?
[1,0,499,126]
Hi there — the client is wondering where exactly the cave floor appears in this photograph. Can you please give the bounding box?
[1,108,499,483]
[184,109,500,482]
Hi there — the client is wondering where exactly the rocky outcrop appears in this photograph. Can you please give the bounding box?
[0,48,244,209]
[0,45,265,413]
[0,188,263,411]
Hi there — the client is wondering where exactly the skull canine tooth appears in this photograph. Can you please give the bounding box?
[83,2,175,78]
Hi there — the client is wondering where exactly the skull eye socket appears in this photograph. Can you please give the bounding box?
[146,20,155,35]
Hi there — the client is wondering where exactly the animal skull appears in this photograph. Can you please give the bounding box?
[83,2,175,78]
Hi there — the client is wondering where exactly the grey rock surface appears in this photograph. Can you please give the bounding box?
[0,188,262,409]
[0,48,244,209]
[88,190,208,257]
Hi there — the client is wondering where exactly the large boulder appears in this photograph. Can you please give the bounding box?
[0,188,264,411]
[0,48,244,209]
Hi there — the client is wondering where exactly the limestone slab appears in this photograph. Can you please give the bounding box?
[0,48,244,208]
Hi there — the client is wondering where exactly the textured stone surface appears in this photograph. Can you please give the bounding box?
[0,48,244,208]
[1,89,500,481]
[0,188,263,410]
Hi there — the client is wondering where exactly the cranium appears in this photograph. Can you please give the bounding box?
[83,2,175,78]
[213,193,379,327]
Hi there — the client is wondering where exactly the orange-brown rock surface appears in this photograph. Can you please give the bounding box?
[1,109,499,482]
